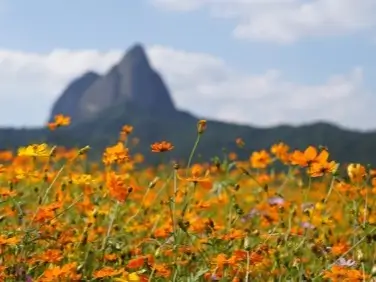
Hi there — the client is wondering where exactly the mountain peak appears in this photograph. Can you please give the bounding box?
[126,44,147,59]
[48,43,177,124]
[128,43,146,54]
[117,44,150,70]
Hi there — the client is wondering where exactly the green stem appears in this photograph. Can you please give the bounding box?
[363,184,368,228]
[324,176,335,204]
[172,169,178,234]
[29,164,66,226]
[21,163,66,262]
[245,250,250,282]
[181,182,197,219]
[186,134,201,172]
[124,186,151,227]
[148,267,156,282]
[101,200,120,255]
[303,176,312,204]
[277,166,292,194]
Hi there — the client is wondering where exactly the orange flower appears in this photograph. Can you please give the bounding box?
[290,146,328,167]
[152,263,171,278]
[323,265,368,281]
[0,188,17,198]
[222,229,246,240]
[119,125,134,141]
[133,153,144,163]
[47,114,70,130]
[250,150,272,169]
[122,125,134,135]
[0,164,5,174]
[228,152,237,161]
[271,142,290,163]
[308,160,338,177]
[128,257,147,269]
[47,122,57,131]
[103,142,129,165]
[212,253,228,269]
[40,263,81,281]
[106,172,131,202]
[127,255,154,269]
[39,249,63,263]
[55,114,70,125]
[178,164,211,183]
[0,235,20,246]
[236,138,245,148]
[331,241,350,256]
[370,169,376,177]
[93,267,122,279]
[151,141,174,153]
[0,150,13,161]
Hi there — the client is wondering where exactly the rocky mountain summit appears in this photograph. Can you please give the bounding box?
[49,44,177,124]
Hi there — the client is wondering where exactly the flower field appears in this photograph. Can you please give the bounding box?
[0,115,375,281]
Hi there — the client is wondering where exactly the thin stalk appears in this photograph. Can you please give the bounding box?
[28,164,65,226]
[323,226,376,271]
[363,185,368,228]
[186,134,201,172]
[277,166,292,194]
[37,193,84,230]
[172,168,178,233]
[303,176,312,204]
[148,268,156,282]
[324,176,336,204]
[124,186,151,227]
[101,200,120,254]
[245,250,250,282]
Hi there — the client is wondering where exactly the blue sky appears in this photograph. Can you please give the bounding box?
[1,0,376,129]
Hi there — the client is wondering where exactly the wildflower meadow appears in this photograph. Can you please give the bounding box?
[0,114,375,281]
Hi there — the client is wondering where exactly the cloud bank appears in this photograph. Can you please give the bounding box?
[152,0,376,43]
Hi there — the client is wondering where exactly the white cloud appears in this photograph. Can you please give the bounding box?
[0,49,123,127]
[148,45,373,129]
[151,0,376,43]
[0,45,374,130]
[151,0,203,11]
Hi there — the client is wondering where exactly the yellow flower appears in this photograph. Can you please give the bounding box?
[114,272,140,282]
[347,163,366,183]
[17,143,52,157]
[128,272,140,281]
[71,174,93,185]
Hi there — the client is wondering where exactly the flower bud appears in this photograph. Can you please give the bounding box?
[197,120,207,134]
